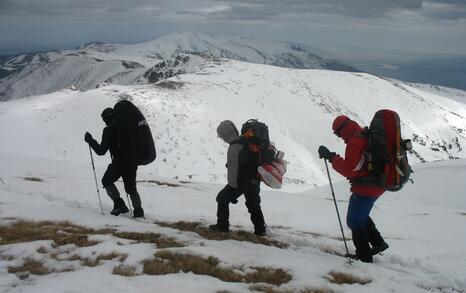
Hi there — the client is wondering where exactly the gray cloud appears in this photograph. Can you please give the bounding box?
[1,0,465,20]
[206,0,466,20]
[0,0,465,56]
[422,0,466,20]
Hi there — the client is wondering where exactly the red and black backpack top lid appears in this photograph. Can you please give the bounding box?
[241,119,270,147]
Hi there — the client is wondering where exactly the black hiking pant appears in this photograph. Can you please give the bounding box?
[102,160,141,209]
[216,183,265,229]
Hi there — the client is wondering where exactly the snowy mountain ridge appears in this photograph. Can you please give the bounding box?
[0,32,357,101]
[1,58,465,191]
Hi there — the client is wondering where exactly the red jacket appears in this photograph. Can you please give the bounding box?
[332,120,384,197]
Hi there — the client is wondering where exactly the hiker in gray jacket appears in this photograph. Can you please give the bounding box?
[209,120,266,236]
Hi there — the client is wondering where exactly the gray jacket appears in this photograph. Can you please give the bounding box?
[217,120,245,188]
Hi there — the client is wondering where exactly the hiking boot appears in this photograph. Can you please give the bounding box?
[209,224,229,233]
[254,225,267,236]
[132,207,145,218]
[110,205,129,216]
[110,198,129,216]
[371,242,389,255]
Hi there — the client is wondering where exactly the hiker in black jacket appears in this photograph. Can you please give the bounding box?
[209,120,267,236]
[84,108,144,218]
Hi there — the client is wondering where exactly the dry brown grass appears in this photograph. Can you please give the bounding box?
[65,254,82,261]
[143,250,291,285]
[296,288,334,293]
[249,285,293,293]
[326,271,371,285]
[0,220,183,249]
[113,265,137,277]
[23,176,43,182]
[56,252,127,267]
[0,220,100,247]
[8,259,51,276]
[155,221,288,249]
[250,285,334,293]
[113,231,184,248]
[81,252,127,267]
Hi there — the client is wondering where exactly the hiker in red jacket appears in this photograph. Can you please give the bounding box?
[318,115,389,263]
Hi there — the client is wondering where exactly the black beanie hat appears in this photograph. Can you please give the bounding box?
[101,108,114,125]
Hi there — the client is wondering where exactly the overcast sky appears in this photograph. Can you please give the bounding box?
[1,0,465,58]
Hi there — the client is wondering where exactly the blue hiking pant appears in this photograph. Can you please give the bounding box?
[346,194,377,230]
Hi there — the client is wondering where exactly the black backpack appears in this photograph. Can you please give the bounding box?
[241,119,275,164]
[364,109,412,191]
[113,100,156,166]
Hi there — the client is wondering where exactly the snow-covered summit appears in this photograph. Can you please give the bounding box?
[0,32,356,101]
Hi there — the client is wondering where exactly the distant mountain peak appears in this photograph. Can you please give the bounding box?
[1,32,358,101]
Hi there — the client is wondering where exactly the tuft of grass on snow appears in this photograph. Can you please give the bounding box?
[112,231,184,248]
[8,259,51,277]
[155,221,289,249]
[81,252,128,267]
[143,250,292,285]
[57,252,127,267]
[23,176,43,182]
[300,288,335,293]
[250,285,290,293]
[154,80,185,90]
[326,271,371,285]
[0,219,183,249]
[250,284,334,293]
[0,220,100,247]
[113,265,137,277]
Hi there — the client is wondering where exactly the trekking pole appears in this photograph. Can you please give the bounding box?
[323,159,352,264]
[126,194,134,217]
[89,146,104,215]
[126,194,133,216]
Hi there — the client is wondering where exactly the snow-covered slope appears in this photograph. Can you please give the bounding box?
[0,32,357,101]
[408,82,466,104]
[0,151,465,293]
[1,59,465,191]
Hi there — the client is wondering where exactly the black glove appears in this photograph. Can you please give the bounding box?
[318,145,336,162]
[84,132,93,143]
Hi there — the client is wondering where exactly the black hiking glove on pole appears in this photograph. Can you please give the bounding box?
[318,145,336,163]
[84,132,93,144]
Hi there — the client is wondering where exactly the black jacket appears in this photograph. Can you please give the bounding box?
[228,137,261,189]
[88,126,120,160]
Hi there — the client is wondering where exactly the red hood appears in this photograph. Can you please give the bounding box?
[340,120,362,142]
